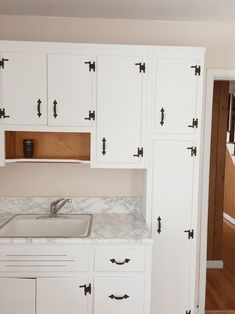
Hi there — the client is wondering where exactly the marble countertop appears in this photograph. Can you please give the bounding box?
[0,198,153,244]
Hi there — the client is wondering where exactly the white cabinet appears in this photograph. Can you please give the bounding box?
[0,52,94,127]
[151,140,197,314]
[37,277,89,314]
[48,54,95,127]
[154,58,201,135]
[93,55,146,168]
[1,52,47,125]
[0,278,35,314]
[94,277,145,314]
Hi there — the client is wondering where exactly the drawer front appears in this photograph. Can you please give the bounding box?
[0,245,89,272]
[94,248,146,272]
[94,276,145,314]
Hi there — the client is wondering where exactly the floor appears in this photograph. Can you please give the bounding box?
[206,219,235,312]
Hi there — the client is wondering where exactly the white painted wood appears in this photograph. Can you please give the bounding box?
[94,247,146,271]
[1,52,47,125]
[37,277,89,314]
[95,55,144,166]
[48,54,94,127]
[0,245,89,272]
[5,158,90,164]
[0,130,5,166]
[151,140,196,314]
[0,278,35,314]
[94,276,145,314]
[154,58,200,135]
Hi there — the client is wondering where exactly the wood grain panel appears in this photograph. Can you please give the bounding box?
[5,131,90,160]
[224,148,235,218]
[207,81,229,260]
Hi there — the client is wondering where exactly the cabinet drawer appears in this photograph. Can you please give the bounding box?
[94,276,145,314]
[94,248,146,271]
[0,246,89,272]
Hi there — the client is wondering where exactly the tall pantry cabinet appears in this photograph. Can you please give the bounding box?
[149,50,204,314]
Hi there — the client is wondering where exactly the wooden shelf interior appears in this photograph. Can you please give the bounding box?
[5,131,90,161]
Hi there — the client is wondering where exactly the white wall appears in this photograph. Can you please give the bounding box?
[0,15,234,196]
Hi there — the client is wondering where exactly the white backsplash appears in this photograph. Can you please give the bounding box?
[0,197,142,215]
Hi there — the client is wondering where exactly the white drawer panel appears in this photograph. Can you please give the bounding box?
[0,245,89,272]
[94,248,146,272]
[94,276,145,314]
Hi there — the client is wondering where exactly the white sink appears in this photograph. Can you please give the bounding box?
[0,214,92,238]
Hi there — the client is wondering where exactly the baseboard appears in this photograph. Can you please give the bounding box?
[224,212,235,225]
[207,260,224,269]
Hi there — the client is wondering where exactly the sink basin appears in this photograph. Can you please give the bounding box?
[0,214,92,238]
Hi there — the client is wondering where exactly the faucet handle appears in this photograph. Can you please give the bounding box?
[51,198,64,206]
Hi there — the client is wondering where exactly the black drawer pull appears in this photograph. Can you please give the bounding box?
[109,294,129,300]
[157,216,162,234]
[110,258,130,265]
[160,108,165,126]
[102,137,106,155]
[53,100,58,118]
[37,99,42,117]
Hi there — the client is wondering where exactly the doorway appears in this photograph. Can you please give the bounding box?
[200,71,235,314]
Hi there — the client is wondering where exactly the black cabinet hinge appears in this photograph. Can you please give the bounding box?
[191,65,201,76]
[85,110,95,121]
[187,146,197,156]
[135,62,145,73]
[0,58,9,69]
[79,283,91,296]
[0,108,10,119]
[133,147,144,157]
[186,311,191,314]
[188,118,198,128]
[85,61,96,72]
[184,230,194,240]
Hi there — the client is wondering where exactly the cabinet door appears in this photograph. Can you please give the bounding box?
[151,140,197,314]
[154,58,201,135]
[94,277,145,314]
[1,52,47,125]
[37,277,89,314]
[0,278,35,314]
[95,55,145,166]
[48,54,94,127]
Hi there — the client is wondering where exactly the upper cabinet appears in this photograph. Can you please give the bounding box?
[92,55,146,168]
[0,52,95,127]
[47,54,95,127]
[1,52,47,125]
[154,57,203,135]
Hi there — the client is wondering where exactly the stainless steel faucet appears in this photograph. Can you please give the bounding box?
[50,198,72,217]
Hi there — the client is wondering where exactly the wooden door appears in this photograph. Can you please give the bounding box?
[1,52,47,125]
[154,58,201,135]
[95,55,145,167]
[151,140,197,314]
[37,277,89,314]
[0,278,35,314]
[48,54,94,127]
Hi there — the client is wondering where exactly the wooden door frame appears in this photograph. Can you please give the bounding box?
[199,70,235,314]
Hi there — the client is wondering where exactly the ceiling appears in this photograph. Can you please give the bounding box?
[0,0,235,22]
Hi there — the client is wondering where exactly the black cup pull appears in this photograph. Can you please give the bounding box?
[53,100,58,118]
[110,258,130,265]
[102,137,106,155]
[160,108,165,126]
[157,216,162,234]
[37,99,42,117]
[109,294,129,300]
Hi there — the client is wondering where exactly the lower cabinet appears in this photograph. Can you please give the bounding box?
[94,277,145,314]
[37,277,89,314]
[0,244,152,314]
[0,278,35,314]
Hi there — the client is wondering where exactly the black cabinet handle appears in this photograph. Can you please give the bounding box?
[160,108,165,126]
[157,216,162,234]
[110,258,130,265]
[53,100,58,118]
[37,99,42,117]
[0,108,10,119]
[109,294,130,300]
[102,137,106,155]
